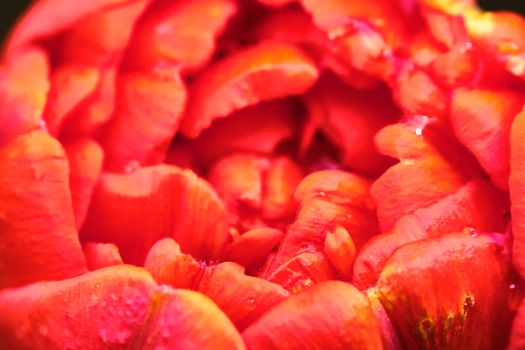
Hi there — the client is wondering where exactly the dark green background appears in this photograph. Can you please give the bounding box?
[1,0,525,44]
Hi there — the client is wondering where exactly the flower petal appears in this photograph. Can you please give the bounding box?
[509,298,525,349]
[242,281,383,350]
[371,122,466,231]
[125,0,237,72]
[510,107,525,279]
[43,65,100,136]
[303,73,399,175]
[0,131,86,288]
[224,227,283,272]
[180,40,319,138]
[0,48,49,145]
[0,265,246,349]
[144,238,204,288]
[450,88,524,190]
[169,100,300,169]
[81,165,229,264]
[266,251,337,293]
[83,242,123,270]
[102,66,187,171]
[197,262,289,330]
[55,0,148,67]
[207,153,302,230]
[354,179,509,289]
[4,0,144,57]
[375,232,512,349]
[65,139,104,229]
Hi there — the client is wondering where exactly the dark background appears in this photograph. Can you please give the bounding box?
[1,0,525,44]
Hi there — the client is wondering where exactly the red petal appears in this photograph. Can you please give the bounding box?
[242,281,383,349]
[372,122,466,231]
[4,0,144,57]
[180,40,319,138]
[509,298,525,349]
[83,242,123,270]
[375,232,512,349]
[197,262,289,330]
[354,179,509,289]
[142,288,246,349]
[144,238,203,288]
[294,169,374,208]
[303,73,399,175]
[207,153,302,230]
[43,65,99,136]
[394,68,448,120]
[168,100,300,169]
[102,66,187,171]
[124,0,237,72]
[0,265,246,349]
[224,227,283,271]
[261,157,304,222]
[266,251,337,293]
[65,138,104,229]
[450,88,524,190]
[324,226,356,280]
[55,0,148,67]
[267,170,377,277]
[0,131,86,288]
[0,48,49,145]
[61,67,117,137]
[510,108,525,279]
[81,165,229,264]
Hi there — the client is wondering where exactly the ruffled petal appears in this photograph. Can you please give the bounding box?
[354,179,508,289]
[198,262,289,330]
[81,165,229,264]
[83,242,123,270]
[180,40,319,138]
[242,281,384,350]
[510,107,525,279]
[0,131,86,288]
[65,139,104,229]
[375,232,512,349]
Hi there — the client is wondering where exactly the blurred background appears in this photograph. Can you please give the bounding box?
[0,0,525,43]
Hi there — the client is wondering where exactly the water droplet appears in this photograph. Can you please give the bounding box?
[246,298,255,305]
[462,227,478,237]
[509,283,517,290]
[318,191,327,197]
[124,160,140,173]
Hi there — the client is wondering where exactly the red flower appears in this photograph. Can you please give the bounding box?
[1,0,525,348]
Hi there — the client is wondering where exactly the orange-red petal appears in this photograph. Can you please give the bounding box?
[0,265,246,349]
[224,227,283,271]
[143,238,203,288]
[81,165,229,265]
[375,232,512,349]
[450,88,524,190]
[65,139,104,229]
[510,107,525,279]
[180,40,319,138]
[354,179,508,289]
[83,242,123,270]
[0,131,86,288]
[242,281,383,349]
[102,66,187,171]
[0,48,49,145]
[198,262,289,331]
